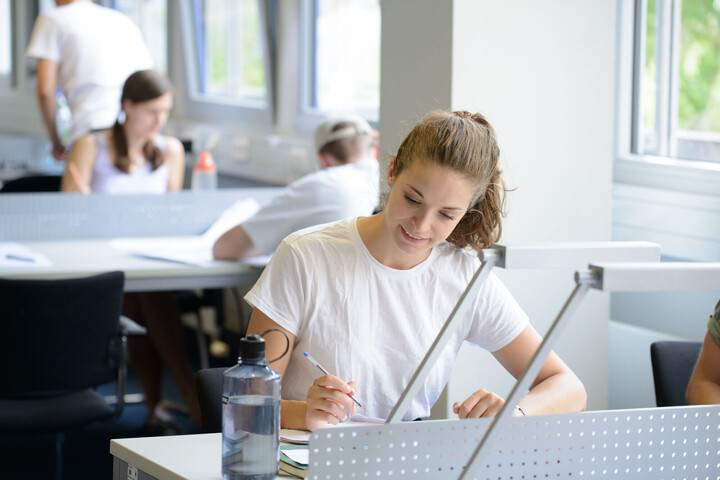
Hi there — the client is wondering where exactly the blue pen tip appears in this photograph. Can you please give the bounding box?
[303,351,309,357]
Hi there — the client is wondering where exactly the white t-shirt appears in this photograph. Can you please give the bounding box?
[241,158,379,255]
[245,218,528,421]
[89,133,169,194]
[26,2,153,143]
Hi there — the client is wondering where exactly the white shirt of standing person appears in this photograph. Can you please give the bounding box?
[26,1,153,144]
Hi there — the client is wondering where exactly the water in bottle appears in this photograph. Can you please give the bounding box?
[222,335,281,480]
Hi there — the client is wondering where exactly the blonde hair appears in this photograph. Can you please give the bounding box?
[318,121,373,164]
[391,110,507,250]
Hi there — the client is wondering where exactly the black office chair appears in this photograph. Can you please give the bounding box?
[174,289,228,369]
[650,340,703,407]
[0,271,146,480]
[195,367,228,433]
[0,174,62,193]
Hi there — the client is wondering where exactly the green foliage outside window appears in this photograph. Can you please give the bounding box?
[678,1,720,132]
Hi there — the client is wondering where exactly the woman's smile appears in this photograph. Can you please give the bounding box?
[400,225,426,243]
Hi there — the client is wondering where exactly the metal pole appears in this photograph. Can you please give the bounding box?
[459,278,595,479]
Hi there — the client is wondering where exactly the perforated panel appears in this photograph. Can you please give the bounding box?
[307,405,720,480]
[0,188,281,241]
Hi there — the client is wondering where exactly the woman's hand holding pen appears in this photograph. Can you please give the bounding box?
[453,388,516,419]
[305,375,359,431]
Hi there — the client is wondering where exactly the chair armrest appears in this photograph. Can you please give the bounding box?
[119,315,147,337]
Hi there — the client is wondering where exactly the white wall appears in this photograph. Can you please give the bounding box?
[381,0,616,416]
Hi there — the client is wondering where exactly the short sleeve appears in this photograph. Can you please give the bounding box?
[26,15,61,66]
[244,239,308,335]
[241,176,335,255]
[241,188,303,256]
[465,273,529,352]
[707,299,720,347]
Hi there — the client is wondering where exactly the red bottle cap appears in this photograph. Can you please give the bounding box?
[194,151,217,172]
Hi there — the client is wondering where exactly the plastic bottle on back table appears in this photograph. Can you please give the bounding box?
[191,151,218,190]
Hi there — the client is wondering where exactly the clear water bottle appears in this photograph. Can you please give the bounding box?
[191,151,218,190]
[222,334,281,480]
[55,90,71,145]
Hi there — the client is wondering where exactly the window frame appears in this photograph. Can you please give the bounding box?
[0,0,380,147]
[175,0,275,128]
[293,0,379,136]
[0,0,11,90]
[614,0,720,197]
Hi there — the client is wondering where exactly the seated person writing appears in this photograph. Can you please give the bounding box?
[61,70,200,434]
[213,115,379,260]
[243,110,587,431]
[686,300,720,404]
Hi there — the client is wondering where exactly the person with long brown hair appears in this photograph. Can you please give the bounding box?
[62,70,198,434]
[62,69,184,193]
[243,110,587,431]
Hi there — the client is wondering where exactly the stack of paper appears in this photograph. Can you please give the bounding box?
[279,444,308,478]
[280,429,311,445]
[109,198,263,267]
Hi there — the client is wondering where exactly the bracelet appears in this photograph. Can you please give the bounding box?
[515,405,526,416]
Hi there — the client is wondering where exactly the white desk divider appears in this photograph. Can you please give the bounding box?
[0,188,282,241]
[309,259,720,480]
[385,242,661,424]
[458,261,720,479]
[308,404,720,479]
[584,262,720,292]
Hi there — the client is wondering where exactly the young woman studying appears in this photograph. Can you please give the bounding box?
[244,110,587,431]
[61,69,184,194]
[61,70,199,434]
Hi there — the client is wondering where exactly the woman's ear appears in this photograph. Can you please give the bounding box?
[386,157,396,187]
[119,100,131,123]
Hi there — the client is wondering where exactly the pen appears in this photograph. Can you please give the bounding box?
[303,351,363,408]
[6,253,35,263]
[67,162,90,195]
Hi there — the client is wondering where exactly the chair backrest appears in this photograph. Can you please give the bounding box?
[195,367,228,433]
[650,340,702,407]
[0,271,125,396]
[0,174,62,193]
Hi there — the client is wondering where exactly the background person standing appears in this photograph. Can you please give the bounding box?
[26,0,153,160]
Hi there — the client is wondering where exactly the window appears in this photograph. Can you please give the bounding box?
[633,0,720,163]
[0,0,9,77]
[113,0,168,74]
[193,0,268,105]
[302,0,380,120]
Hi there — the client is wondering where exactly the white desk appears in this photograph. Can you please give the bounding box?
[111,433,222,480]
[0,188,283,290]
[111,433,291,480]
[0,238,265,292]
[111,405,720,479]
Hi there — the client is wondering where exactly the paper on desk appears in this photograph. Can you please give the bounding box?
[280,446,309,466]
[109,198,261,267]
[280,416,385,445]
[0,242,53,268]
[201,198,260,245]
[280,429,311,445]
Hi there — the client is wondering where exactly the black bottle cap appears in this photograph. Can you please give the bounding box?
[239,334,266,365]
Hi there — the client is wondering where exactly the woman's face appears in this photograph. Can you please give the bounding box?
[123,92,173,139]
[383,159,476,267]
